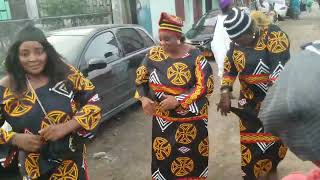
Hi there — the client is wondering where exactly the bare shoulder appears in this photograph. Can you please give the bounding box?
[0,75,10,88]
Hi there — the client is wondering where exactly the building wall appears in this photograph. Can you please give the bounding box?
[212,0,219,10]
[183,0,194,32]
[149,0,176,39]
[112,0,130,24]
[136,0,153,34]
[132,0,219,38]
[8,0,28,19]
[0,0,11,20]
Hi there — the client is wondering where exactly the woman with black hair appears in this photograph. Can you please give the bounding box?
[0,25,101,179]
[217,8,290,180]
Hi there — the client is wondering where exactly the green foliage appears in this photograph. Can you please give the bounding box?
[40,0,88,16]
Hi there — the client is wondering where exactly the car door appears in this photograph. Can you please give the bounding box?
[79,30,124,116]
[115,27,154,101]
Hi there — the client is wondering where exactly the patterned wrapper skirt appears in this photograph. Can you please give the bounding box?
[231,106,287,180]
[151,116,209,180]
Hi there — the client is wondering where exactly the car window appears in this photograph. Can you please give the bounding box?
[136,29,154,48]
[85,31,120,63]
[116,28,145,55]
[47,35,84,66]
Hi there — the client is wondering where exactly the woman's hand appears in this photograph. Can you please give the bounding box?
[39,123,69,142]
[39,119,81,142]
[217,92,231,116]
[140,97,155,116]
[160,95,180,110]
[11,133,43,152]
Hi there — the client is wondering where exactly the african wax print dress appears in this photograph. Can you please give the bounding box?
[222,25,290,180]
[135,46,214,179]
[0,65,101,179]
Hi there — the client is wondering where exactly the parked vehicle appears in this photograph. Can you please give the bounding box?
[47,24,155,121]
[185,9,221,61]
[185,8,249,61]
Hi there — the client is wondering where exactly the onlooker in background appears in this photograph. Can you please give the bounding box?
[211,0,232,78]
[306,0,314,12]
[218,8,291,180]
[289,0,301,19]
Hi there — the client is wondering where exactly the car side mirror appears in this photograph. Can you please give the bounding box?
[87,58,107,72]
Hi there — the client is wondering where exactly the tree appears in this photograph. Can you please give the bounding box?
[39,0,88,17]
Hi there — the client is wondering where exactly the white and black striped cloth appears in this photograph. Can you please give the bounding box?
[223,7,252,39]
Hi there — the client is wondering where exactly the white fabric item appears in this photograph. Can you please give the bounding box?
[25,0,40,19]
[211,15,231,78]
[1,121,12,132]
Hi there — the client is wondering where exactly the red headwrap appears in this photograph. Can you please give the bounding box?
[158,12,183,38]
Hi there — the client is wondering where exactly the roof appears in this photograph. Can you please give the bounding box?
[46,24,142,36]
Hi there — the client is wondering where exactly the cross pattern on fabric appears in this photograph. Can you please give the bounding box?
[171,157,194,177]
[149,46,169,62]
[267,31,289,53]
[3,89,36,117]
[25,153,40,179]
[153,137,172,160]
[233,50,246,72]
[167,62,191,86]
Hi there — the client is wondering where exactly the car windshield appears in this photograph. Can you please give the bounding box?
[185,11,219,39]
[47,35,84,65]
[194,12,218,32]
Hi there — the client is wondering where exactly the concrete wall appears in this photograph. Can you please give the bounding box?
[183,0,194,32]
[112,0,131,24]
[8,0,28,19]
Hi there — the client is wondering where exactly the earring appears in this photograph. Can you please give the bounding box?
[253,33,256,39]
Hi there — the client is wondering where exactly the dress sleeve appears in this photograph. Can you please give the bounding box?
[175,55,214,109]
[0,107,15,145]
[266,29,290,82]
[67,66,102,132]
[134,55,150,99]
[221,46,238,91]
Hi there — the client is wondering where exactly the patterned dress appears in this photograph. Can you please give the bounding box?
[222,25,290,180]
[135,46,213,179]
[0,65,101,179]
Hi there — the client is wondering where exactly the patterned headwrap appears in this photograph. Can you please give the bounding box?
[158,12,183,38]
[224,8,252,39]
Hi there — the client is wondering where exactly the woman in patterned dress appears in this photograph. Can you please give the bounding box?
[0,25,101,179]
[217,8,290,180]
[135,12,213,179]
